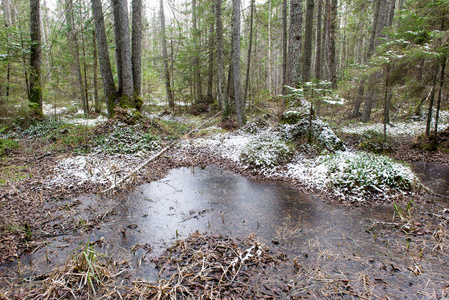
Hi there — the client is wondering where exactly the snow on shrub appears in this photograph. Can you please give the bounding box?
[240,138,294,168]
[278,117,345,152]
[94,125,161,154]
[314,151,417,197]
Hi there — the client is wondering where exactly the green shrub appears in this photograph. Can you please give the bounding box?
[318,151,416,196]
[240,138,294,168]
[0,138,19,156]
[94,126,161,154]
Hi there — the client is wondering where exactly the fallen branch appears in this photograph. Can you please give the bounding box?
[249,103,278,120]
[102,111,222,193]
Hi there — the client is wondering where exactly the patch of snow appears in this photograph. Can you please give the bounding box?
[63,115,108,127]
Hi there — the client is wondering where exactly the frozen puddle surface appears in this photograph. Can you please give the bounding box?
[2,167,448,296]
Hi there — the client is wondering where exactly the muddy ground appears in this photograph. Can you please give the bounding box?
[0,118,449,299]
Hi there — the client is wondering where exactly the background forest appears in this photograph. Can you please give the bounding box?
[0,0,448,133]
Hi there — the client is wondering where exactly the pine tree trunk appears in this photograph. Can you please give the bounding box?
[434,58,447,140]
[302,0,314,83]
[80,1,89,113]
[91,0,116,117]
[30,0,42,116]
[286,0,303,88]
[267,0,272,96]
[160,0,174,109]
[232,0,245,126]
[132,0,142,109]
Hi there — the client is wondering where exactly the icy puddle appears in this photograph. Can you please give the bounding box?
[2,166,448,297]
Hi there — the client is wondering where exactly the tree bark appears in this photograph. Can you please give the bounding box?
[215,0,227,113]
[112,0,134,107]
[426,63,441,137]
[232,0,245,126]
[207,2,215,103]
[315,0,322,82]
[66,0,88,113]
[92,0,116,117]
[132,0,142,109]
[93,30,100,113]
[286,0,303,88]
[160,0,174,109]
[281,0,287,95]
[302,0,314,83]
[244,0,255,106]
[329,0,337,89]
[30,0,43,116]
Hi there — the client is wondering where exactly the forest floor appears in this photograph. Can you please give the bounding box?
[1,107,449,298]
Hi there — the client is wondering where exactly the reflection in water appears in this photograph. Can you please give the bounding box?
[413,162,449,197]
[1,166,448,295]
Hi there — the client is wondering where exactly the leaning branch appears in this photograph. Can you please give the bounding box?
[102,111,222,193]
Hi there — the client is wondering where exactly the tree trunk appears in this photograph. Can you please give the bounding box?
[91,0,116,117]
[281,0,287,95]
[315,0,322,82]
[29,0,43,116]
[323,0,330,79]
[434,57,446,141]
[132,0,142,110]
[383,63,391,139]
[66,0,88,114]
[244,0,255,106]
[329,0,337,89]
[112,0,134,107]
[302,0,314,83]
[232,0,245,126]
[207,2,215,103]
[93,30,100,113]
[80,0,89,113]
[267,0,272,96]
[3,0,11,99]
[160,0,174,109]
[192,0,202,103]
[286,0,303,88]
[216,0,227,113]
[425,64,440,137]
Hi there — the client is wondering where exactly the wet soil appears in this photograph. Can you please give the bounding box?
[1,129,449,298]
